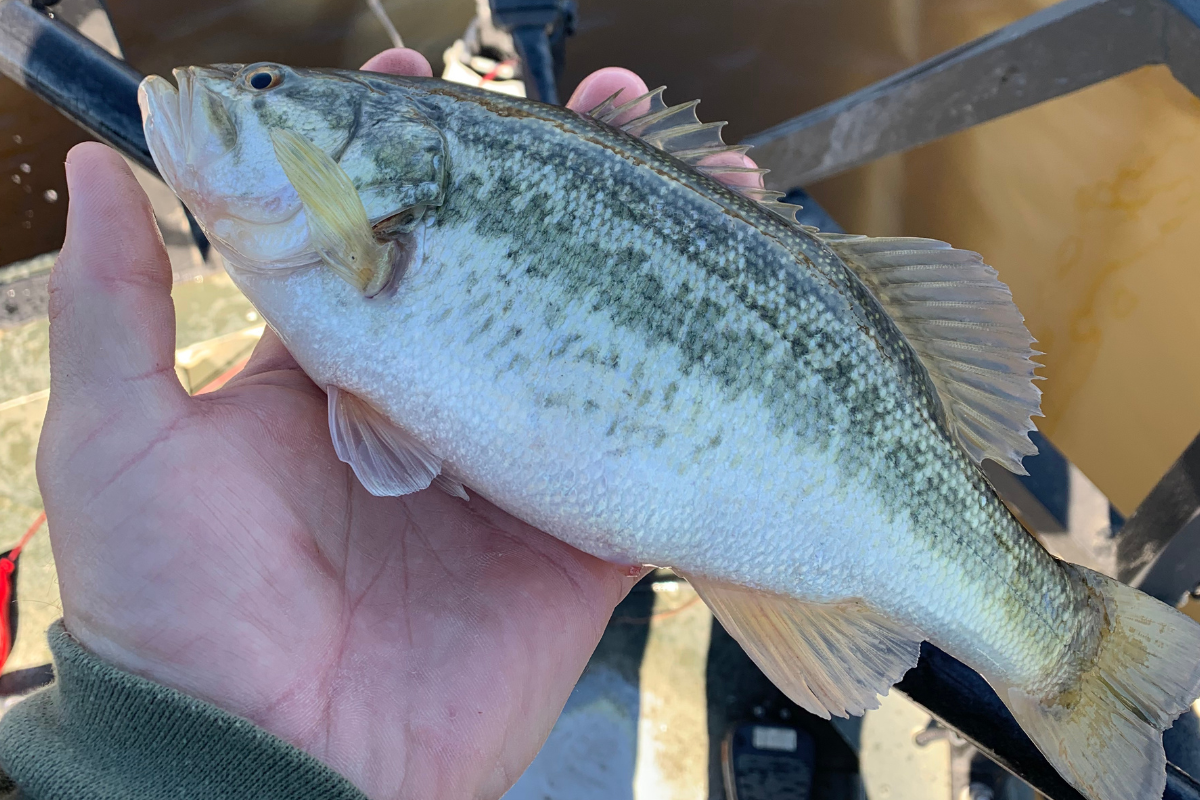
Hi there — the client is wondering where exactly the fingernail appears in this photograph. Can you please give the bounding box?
[63,151,81,187]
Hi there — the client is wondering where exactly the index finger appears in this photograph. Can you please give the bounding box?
[567,67,648,116]
[361,48,433,77]
[569,68,763,189]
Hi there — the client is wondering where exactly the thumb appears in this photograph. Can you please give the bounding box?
[46,143,183,410]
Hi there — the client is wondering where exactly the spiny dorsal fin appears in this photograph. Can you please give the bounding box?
[819,233,1043,475]
[586,87,801,225]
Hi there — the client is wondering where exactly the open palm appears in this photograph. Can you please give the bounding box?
[34,52,652,800]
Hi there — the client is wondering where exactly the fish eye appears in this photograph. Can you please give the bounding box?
[246,68,282,91]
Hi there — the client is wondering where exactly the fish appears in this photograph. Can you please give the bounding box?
[138,62,1200,800]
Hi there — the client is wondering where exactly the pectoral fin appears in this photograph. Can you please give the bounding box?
[270,128,390,294]
[328,386,462,498]
[682,572,922,719]
[433,473,470,501]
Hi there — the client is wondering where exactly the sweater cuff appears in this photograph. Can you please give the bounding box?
[0,620,367,800]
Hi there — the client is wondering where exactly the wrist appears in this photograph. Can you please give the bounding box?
[62,613,375,793]
[61,611,290,742]
[0,620,368,800]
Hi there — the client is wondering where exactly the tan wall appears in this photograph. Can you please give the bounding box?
[805,1,1200,514]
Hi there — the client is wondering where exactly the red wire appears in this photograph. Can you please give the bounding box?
[479,58,516,86]
[0,564,11,669]
[8,511,45,563]
[1,511,43,670]
[194,355,251,395]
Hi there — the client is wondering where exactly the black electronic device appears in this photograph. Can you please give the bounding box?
[722,723,817,800]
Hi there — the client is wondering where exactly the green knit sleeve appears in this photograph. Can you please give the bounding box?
[0,621,368,800]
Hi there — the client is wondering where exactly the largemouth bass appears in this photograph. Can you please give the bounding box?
[138,62,1200,800]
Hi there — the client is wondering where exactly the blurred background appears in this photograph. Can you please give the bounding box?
[5,0,1200,798]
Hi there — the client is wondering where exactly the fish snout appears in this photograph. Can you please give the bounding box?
[169,67,239,170]
[139,73,187,190]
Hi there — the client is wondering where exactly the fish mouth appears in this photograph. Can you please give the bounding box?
[139,67,302,234]
[139,67,317,271]
[139,68,238,210]
[140,67,238,159]
[138,72,188,195]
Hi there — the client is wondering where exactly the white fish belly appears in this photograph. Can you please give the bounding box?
[234,221,1076,690]
[237,225,898,591]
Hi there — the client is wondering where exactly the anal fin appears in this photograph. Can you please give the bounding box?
[681,572,922,719]
[327,386,462,499]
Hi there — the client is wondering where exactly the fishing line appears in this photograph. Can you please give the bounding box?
[611,594,701,625]
[365,0,404,50]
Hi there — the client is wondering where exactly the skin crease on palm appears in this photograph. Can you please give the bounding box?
[34,49,762,800]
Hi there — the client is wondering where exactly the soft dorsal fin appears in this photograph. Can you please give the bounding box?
[586,87,801,224]
[819,233,1043,474]
[681,572,922,719]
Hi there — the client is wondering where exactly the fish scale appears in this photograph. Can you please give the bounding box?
[249,90,1076,681]
[140,64,1200,800]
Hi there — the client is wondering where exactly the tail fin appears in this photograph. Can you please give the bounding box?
[1004,564,1200,800]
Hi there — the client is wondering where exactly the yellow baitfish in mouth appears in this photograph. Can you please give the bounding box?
[139,61,1200,800]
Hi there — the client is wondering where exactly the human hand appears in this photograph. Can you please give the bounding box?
[35,50,665,800]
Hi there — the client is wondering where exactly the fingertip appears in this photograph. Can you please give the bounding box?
[64,143,156,245]
[567,67,649,114]
[697,151,765,189]
[48,142,179,400]
[61,142,167,290]
[65,141,135,184]
[361,48,433,77]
